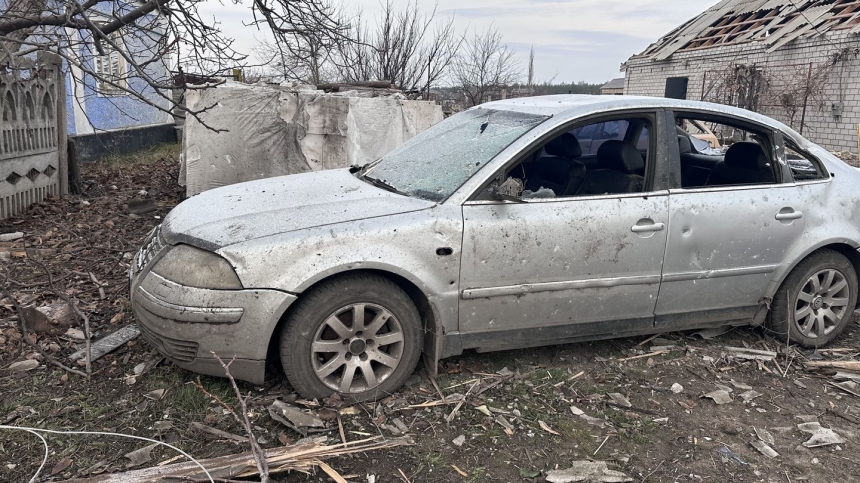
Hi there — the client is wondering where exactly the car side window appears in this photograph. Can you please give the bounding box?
[490,117,651,200]
[786,143,827,181]
[674,115,777,189]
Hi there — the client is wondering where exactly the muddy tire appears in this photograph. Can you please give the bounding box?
[280,273,422,401]
[769,249,858,347]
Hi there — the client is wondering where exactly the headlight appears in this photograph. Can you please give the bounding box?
[151,245,243,289]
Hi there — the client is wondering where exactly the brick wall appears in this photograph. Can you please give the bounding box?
[624,32,860,153]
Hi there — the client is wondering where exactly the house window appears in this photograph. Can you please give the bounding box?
[94,31,128,96]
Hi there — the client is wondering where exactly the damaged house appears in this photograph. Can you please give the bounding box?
[623,0,860,152]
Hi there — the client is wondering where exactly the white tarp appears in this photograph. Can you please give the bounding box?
[180,82,443,196]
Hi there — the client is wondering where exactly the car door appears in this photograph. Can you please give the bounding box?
[457,111,671,348]
[656,113,806,327]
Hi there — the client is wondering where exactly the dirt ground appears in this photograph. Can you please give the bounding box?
[2,147,860,483]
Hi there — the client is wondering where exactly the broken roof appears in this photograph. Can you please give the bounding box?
[635,0,860,60]
[601,78,625,90]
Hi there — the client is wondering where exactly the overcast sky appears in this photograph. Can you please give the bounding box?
[199,0,716,84]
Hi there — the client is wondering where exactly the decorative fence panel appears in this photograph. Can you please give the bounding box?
[1,54,65,220]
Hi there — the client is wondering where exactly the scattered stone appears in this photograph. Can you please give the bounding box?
[670,383,684,394]
[545,461,632,483]
[452,435,466,447]
[497,367,514,377]
[739,390,763,402]
[65,328,86,340]
[0,232,23,242]
[569,405,584,416]
[607,393,632,408]
[133,363,146,376]
[703,389,733,405]
[653,417,669,424]
[793,379,808,389]
[2,359,39,374]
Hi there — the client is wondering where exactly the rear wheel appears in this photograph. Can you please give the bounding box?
[770,249,858,347]
[280,273,422,401]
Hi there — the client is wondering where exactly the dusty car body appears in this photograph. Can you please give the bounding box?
[131,95,860,400]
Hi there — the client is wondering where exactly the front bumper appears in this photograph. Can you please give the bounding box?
[130,247,296,384]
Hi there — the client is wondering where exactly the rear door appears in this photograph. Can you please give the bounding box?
[656,112,807,327]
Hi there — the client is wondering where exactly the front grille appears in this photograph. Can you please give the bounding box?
[134,225,165,274]
[138,317,199,363]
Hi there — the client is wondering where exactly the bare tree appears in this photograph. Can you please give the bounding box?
[453,25,520,106]
[332,0,461,95]
[253,0,343,85]
[0,0,347,126]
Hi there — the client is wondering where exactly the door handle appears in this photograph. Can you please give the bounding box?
[631,222,665,233]
[775,210,803,221]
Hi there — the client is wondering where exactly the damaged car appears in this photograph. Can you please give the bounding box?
[131,95,860,401]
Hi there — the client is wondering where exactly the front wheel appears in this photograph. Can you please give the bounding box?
[280,274,422,401]
[770,249,858,347]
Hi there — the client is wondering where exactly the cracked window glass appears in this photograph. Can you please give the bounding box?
[359,108,548,202]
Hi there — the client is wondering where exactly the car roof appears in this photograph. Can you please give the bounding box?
[480,95,803,143]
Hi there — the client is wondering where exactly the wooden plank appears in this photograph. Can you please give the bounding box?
[61,436,411,483]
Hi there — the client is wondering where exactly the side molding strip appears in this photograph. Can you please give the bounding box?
[661,264,778,283]
[461,275,661,300]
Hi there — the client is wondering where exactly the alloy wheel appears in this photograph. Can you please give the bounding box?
[311,303,405,393]
[794,268,850,339]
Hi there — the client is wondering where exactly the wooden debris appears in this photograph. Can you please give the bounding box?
[805,360,860,372]
[724,347,776,361]
[60,436,411,483]
[189,422,247,443]
[615,350,669,362]
[69,324,140,362]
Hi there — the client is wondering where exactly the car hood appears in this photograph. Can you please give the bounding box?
[162,169,436,250]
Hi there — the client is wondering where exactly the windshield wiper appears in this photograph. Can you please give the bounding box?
[361,175,408,196]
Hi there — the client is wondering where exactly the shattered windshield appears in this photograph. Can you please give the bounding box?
[359,108,549,202]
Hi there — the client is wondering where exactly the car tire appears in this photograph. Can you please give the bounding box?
[280,273,422,401]
[770,249,858,347]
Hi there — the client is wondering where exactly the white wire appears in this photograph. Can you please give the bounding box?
[1,426,49,483]
[0,425,215,483]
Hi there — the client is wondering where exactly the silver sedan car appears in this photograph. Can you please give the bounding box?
[131,95,860,401]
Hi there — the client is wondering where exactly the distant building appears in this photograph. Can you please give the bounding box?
[600,78,625,95]
[622,0,860,152]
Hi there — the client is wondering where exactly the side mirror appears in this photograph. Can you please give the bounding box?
[492,177,524,202]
